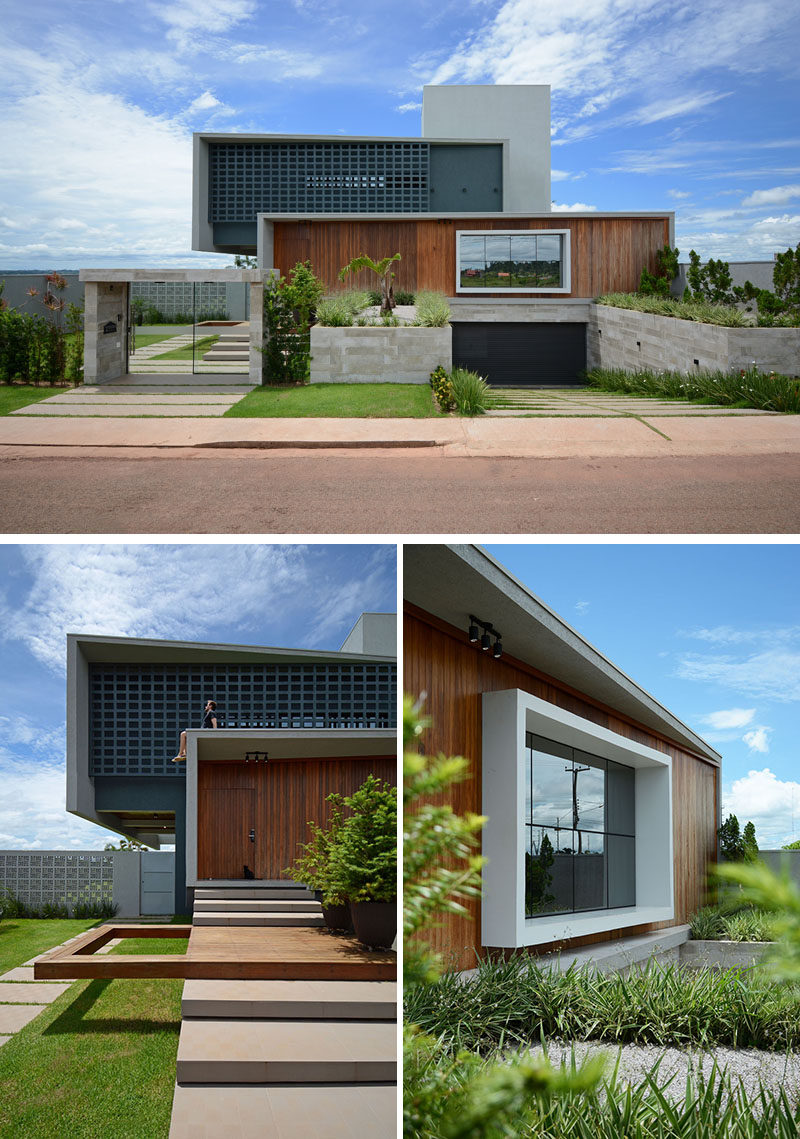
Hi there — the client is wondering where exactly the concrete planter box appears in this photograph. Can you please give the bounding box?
[679,939,773,970]
[310,325,451,384]
[589,304,800,375]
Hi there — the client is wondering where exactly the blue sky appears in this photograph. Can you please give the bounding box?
[1,0,798,269]
[487,542,800,849]
[0,542,396,849]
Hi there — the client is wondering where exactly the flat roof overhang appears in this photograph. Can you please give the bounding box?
[197,132,505,145]
[404,545,719,766]
[70,633,395,666]
[261,211,673,222]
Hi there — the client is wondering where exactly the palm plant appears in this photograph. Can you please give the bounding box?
[338,253,401,316]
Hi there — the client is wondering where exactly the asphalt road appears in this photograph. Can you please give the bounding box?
[1,447,798,534]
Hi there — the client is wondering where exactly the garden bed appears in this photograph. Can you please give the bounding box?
[310,324,451,384]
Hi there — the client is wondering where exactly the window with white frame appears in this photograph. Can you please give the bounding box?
[456,230,570,293]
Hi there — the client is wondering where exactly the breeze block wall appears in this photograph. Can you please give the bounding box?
[589,305,800,376]
[310,325,452,384]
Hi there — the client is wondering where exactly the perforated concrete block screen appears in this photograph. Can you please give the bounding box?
[209,141,430,218]
[89,661,397,776]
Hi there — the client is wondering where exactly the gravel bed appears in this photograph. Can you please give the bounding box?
[531,1039,800,1105]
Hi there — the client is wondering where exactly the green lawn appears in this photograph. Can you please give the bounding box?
[0,386,73,416]
[0,920,184,1139]
[226,382,442,418]
[133,333,172,350]
[151,335,218,362]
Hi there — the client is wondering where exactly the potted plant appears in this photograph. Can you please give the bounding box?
[329,774,397,949]
[286,794,352,931]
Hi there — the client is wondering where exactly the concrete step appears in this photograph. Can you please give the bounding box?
[194,886,314,900]
[192,912,324,927]
[202,351,249,361]
[193,899,320,913]
[169,1082,396,1138]
[181,979,396,1020]
[176,1017,396,1084]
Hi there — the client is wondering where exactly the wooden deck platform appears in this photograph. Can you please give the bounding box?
[34,923,395,981]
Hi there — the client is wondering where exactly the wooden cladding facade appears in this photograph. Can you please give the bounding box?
[404,602,719,971]
[272,215,671,299]
[197,755,396,881]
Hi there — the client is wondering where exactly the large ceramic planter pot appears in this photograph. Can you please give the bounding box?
[321,902,353,931]
[350,900,396,949]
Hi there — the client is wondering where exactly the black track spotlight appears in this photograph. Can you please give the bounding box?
[480,631,491,651]
[493,637,503,659]
[468,618,479,643]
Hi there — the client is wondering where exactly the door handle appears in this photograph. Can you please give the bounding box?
[249,828,255,843]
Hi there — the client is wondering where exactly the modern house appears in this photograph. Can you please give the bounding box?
[191,84,673,385]
[404,545,720,970]
[66,613,397,914]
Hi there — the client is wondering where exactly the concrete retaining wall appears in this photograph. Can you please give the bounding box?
[680,939,771,970]
[310,325,451,384]
[590,304,800,375]
[84,281,129,383]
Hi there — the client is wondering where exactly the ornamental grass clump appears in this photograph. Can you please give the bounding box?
[413,291,450,327]
[450,367,490,415]
[597,292,748,326]
[587,364,800,414]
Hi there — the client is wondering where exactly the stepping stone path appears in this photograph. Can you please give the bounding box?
[12,374,254,418]
[169,885,397,1138]
[0,930,118,1046]
[486,388,777,417]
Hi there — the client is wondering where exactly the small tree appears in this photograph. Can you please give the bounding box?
[261,261,325,385]
[104,837,150,851]
[717,813,745,861]
[743,820,759,862]
[328,774,396,903]
[638,244,679,296]
[285,793,347,904]
[687,250,737,305]
[338,253,401,316]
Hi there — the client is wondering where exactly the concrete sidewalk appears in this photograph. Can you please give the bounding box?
[1,413,799,459]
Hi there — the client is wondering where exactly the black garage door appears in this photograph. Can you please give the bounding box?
[452,321,587,387]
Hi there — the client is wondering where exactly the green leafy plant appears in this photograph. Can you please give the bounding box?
[72,898,118,920]
[395,290,416,306]
[403,698,605,1137]
[586,364,800,414]
[285,793,347,905]
[737,243,800,326]
[429,364,455,412]
[413,291,450,327]
[450,367,490,416]
[261,261,325,384]
[103,837,150,851]
[722,909,774,942]
[338,253,401,316]
[715,859,800,981]
[315,296,355,327]
[689,904,725,940]
[328,775,396,903]
[637,244,679,296]
[597,292,748,326]
[41,901,69,919]
[782,838,800,850]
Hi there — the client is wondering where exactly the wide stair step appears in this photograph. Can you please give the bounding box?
[193,899,318,913]
[169,1083,396,1138]
[194,886,314,901]
[176,1017,395,1084]
[181,979,396,1020]
[192,912,324,927]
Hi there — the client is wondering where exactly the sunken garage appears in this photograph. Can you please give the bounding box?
[404,546,720,970]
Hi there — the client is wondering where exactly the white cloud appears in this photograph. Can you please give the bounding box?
[186,90,222,113]
[0,753,109,849]
[574,600,590,614]
[551,201,597,212]
[150,0,256,51]
[396,102,422,114]
[676,649,800,702]
[667,190,692,200]
[742,184,800,207]
[700,708,756,730]
[0,545,395,675]
[743,727,771,754]
[723,768,800,848]
[630,90,732,126]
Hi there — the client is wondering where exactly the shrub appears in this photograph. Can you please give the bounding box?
[638,244,679,297]
[429,364,454,412]
[450,367,490,415]
[41,901,69,919]
[261,261,325,383]
[414,291,450,327]
[285,793,347,905]
[395,290,415,306]
[328,774,396,903]
[687,250,737,305]
[722,909,775,942]
[0,888,32,918]
[72,898,118,920]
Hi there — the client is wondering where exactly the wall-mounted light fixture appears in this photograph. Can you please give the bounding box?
[244,751,269,764]
[468,616,503,660]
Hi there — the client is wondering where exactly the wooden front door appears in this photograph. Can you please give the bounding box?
[197,762,256,879]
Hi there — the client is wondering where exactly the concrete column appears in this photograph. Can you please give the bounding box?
[83,281,128,384]
[249,281,264,384]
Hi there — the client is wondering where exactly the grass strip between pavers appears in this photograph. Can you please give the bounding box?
[0,387,77,416]
[0,920,184,1139]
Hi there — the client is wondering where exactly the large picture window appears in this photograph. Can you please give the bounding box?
[525,732,635,918]
[456,230,570,293]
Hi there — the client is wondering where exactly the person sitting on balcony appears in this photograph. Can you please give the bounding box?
[172,699,218,761]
